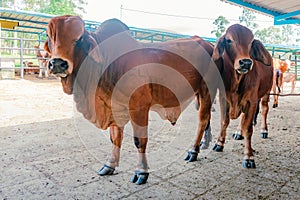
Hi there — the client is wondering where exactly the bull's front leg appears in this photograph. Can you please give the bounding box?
[241,104,257,168]
[98,125,124,176]
[213,94,230,152]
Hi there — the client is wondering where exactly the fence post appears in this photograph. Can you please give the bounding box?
[20,38,24,79]
[295,55,298,80]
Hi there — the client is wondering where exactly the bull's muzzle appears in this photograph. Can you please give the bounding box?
[237,58,253,74]
[48,58,68,77]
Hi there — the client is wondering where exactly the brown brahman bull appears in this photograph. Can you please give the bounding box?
[282,72,296,94]
[44,15,220,184]
[211,24,273,168]
[272,58,290,108]
[34,45,51,78]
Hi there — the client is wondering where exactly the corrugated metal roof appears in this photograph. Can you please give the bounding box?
[223,0,300,25]
[0,8,101,35]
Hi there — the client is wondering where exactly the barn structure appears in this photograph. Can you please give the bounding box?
[0,1,300,79]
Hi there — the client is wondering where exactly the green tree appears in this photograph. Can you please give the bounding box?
[239,9,258,31]
[1,0,87,55]
[1,0,87,16]
[255,26,281,44]
[281,25,293,45]
[39,0,86,16]
[295,28,300,45]
[211,16,230,38]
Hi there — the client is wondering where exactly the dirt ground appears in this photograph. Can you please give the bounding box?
[0,75,299,199]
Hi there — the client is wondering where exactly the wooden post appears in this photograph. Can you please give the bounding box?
[20,38,24,79]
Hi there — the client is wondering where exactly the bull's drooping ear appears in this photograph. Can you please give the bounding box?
[212,36,225,61]
[82,31,103,63]
[250,39,272,66]
[43,40,50,54]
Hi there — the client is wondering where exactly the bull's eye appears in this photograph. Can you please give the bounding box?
[226,39,232,45]
[75,36,83,44]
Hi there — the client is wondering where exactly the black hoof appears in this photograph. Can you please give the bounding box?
[261,132,268,139]
[273,104,278,108]
[242,159,256,168]
[98,164,115,176]
[131,171,149,185]
[183,151,198,162]
[212,144,223,152]
[232,133,244,140]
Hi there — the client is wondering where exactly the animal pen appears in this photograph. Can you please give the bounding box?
[1,3,300,199]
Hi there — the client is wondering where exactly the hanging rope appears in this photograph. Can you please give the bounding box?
[268,93,300,96]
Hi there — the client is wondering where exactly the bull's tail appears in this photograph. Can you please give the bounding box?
[194,93,200,110]
[276,70,281,93]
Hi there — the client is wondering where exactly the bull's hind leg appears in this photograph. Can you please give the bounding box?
[44,63,49,78]
[184,90,213,162]
[98,125,124,175]
[272,72,279,108]
[194,93,212,149]
[232,100,259,140]
[291,77,296,94]
[213,93,230,152]
[253,99,260,126]
[130,110,150,185]
[200,121,212,149]
[232,114,244,140]
[131,123,149,185]
[260,94,270,139]
[128,88,151,184]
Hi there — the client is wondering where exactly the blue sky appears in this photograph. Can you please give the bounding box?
[83,0,274,37]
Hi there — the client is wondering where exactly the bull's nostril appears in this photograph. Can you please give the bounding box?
[60,61,68,70]
[239,59,252,69]
[239,60,245,67]
[48,58,68,70]
[48,60,54,70]
[48,58,68,74]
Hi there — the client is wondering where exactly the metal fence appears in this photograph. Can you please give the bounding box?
[0,36,299,80]
[0,36,46,79]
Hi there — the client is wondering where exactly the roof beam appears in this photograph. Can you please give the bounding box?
[1,28,40,35]
[17,25,45,30]
[274,10,300,25]
[0,16,49,25]
[224,0,300,25]
[224,0,280,16]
